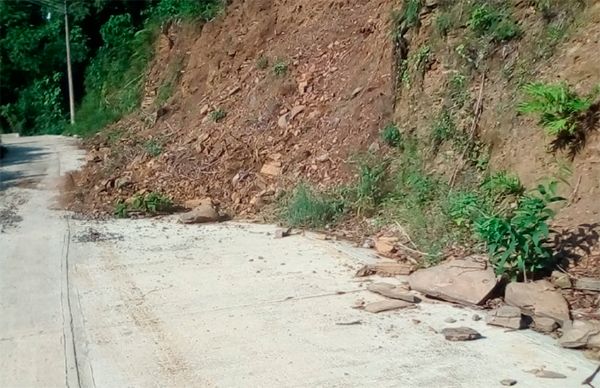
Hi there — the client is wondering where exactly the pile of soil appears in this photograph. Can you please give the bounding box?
[67,0,393,219]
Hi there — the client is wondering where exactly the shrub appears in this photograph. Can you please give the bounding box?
[401,0,423,29]
[355,162,388,211]
[435,12,453,36]
[380,123,402,147]
[431,108,456,147]
[272,59,288,77]
[481,171,525,198]
[151,0,224,23]
[475,182,564,280]
[284,184,344,228]
[518,82,592,137]
[467,3,520,42]
[210,108,227,122]
[447,191,481,227]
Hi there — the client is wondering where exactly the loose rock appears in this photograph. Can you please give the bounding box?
[445,317,457,323]
[486,306,525,330]
[559,320,600,349]
[374,236,398,256]
[274,227,292,239]
[505,280,570,327]
[472,314,482,321]
[363,300,415,313]
[500,379,517,386]
[441,327,482,341]
[534,370,566,379]
[179,201,220,224]
[408,255,498,305]
[367,282,419,303]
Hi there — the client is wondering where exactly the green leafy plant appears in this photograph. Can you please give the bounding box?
[518,82,592,137]
[380,123,402,147]
[475,182,564,280]
[431,108,456,148]
[467,3,520,42]
[481,171,525,198]
[355,161,388,211]
[283,184,344,228]
[144,139,163,157]
[272,59,288,77]
[447,191,481,227]
[131,192,173,214]
[114,199,129,218]
[210,108,227,122]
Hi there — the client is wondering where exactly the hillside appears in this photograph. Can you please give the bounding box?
[66,0,600,283]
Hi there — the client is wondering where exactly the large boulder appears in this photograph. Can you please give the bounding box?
[408,255,498,305]
[505,280,570,327]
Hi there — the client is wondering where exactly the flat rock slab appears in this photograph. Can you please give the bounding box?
[505,280,570,327]
[367,282,419,303]
[486,306,525,330]
[559,320,600,348]
[363,300,415,313]
[408,255,498,305]
[441,327,482,341]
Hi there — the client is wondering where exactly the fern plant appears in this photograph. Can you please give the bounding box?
[519,82,592,137]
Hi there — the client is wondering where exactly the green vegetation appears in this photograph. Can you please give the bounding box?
[210,108,227,122]
[519,82,593,137]
[380,123,402,148]
[400,0,423,29]
[156,55,185,107]
[431,108,456,149]
[475,182,563,280]
[467,3,521,42]
[282,184,344,228]
[114,192,173,218]
[399,44,431,89]
[1,0,224,137]
[144,139,163,157]
[272,59,288,77]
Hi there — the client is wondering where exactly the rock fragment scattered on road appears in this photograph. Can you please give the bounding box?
[408,255,498,305]
[500,379,517,386]
[363,300,416,313]
[441,327,482,341]
[274,227,292,239]
[366,282,419,303]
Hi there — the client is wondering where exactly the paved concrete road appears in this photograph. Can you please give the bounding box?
[0,135,596,388]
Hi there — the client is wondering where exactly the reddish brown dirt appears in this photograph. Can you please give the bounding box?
[68,0,394,218]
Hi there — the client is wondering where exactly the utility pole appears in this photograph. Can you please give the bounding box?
[64,0,75,124]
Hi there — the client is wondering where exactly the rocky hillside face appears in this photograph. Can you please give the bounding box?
[68,0,599,259]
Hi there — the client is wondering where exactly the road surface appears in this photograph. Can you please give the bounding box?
[0,135,596,387]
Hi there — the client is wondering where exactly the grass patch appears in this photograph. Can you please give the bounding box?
[256,55,269,70]
[144,139,163,157]
[282,184,344,228]
[156,55,185,107]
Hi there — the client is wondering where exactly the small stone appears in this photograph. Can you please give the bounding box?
[472,314,482,321]
[441,327,482,341]
[278,114,289,129]
[290,105,305,120]
[367,282,419,303]
[260,161,282,176]
[351,87,363,98]
[534,370,566,379]
[500,379,517,386]
[363,300,415,313]
[445,317,457,323]
[533,316,558,333]
[274,228,292,239]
